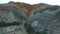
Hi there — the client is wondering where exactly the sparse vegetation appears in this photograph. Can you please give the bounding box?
[0,21,21,27]
[24,23,47,34]
[24,23,34,34]
[36,31,47,34]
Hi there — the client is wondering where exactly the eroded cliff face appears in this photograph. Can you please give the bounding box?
[0,1,60,34]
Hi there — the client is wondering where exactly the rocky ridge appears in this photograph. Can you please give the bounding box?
[0,1,60,34]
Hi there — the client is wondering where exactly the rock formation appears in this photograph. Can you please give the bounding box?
[0,1,60,34]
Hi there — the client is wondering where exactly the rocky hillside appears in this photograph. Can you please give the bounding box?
[26,5,60,34]
[0,1,46,21]
[0,1,60,34]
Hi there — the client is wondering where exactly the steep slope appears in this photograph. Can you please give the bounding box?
[0,5,25,22]
[25,5,60,34]
[0,1,60,34]
[47,10,60,34]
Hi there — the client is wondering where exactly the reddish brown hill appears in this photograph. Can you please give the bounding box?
[0,1,45,20]
[7,1,45,17]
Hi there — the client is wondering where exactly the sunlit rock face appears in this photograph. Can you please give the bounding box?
[27,5,60,33]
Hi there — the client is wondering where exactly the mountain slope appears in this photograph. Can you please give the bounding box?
[0,1,60,34]
[26,5,60,34]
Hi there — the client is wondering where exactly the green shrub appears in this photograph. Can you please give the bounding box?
[39,32,47,34]
[24,23,34,34]
[0,21,6,27]
[0,21,21,27]
[24,23,47,34]
[36,31,47,34]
